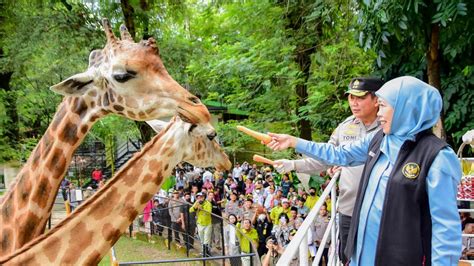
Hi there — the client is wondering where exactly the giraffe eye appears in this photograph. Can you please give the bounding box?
[113,70,136,83]
[189,124,197,133]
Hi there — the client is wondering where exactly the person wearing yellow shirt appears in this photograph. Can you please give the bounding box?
[270,198,291,225]
[237,218,259,266]
[304,187,319,209]
[189,192,212,256]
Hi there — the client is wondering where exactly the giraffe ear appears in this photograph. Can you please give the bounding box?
[50,71,94,96]
[146,119,168,133]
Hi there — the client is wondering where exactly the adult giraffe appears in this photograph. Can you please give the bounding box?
[0,19,210,256]
[0,117,231,265]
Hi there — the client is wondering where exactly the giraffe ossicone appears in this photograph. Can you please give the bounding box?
[0,18,211,257]
[0,116,231,265]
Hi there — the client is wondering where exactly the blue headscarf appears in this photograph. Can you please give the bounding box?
[375,76,442,164]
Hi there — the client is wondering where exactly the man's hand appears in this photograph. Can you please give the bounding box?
[463,130,474,148]
[327,166,341,178]
[274,159,295,174]
[264,133,297,151]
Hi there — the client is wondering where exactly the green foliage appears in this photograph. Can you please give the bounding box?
[0,0,471,163]
[356,0,473,145]
[0,2,140,162]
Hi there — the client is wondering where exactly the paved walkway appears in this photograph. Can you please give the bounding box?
[48,194,68,229]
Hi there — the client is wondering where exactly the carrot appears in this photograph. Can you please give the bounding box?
[236,126,272,144]
[253,154,275,165]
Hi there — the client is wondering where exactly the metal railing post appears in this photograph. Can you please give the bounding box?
[299,231,309,266]
[277,172,340,266]
[220,218,225,265]
[186,209,190,258]
[331,181,337,266]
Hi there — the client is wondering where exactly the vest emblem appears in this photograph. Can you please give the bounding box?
[402,162,420,179]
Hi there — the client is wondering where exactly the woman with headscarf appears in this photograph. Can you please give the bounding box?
[265,76,462,265]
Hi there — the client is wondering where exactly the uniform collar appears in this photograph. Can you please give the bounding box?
[353,116,380,131]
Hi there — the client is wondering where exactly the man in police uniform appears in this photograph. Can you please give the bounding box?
[275,77,384,264]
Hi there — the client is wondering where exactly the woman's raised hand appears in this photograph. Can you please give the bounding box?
[264,133,297,151]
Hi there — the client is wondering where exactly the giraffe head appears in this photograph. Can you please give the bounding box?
[148,117,232,171]
[50,19,209,124]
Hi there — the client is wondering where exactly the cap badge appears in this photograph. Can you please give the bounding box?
[352,80,360,89]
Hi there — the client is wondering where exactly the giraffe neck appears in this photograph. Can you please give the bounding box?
[0,122,182,265]
[0,97,104,256]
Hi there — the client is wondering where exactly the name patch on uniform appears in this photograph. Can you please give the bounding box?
[402,162,420,179]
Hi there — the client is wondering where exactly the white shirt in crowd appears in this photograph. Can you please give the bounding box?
[232,166,242,180]
[203,170,214,183]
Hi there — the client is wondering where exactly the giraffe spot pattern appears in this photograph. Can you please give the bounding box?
[141,173,155,185]
[42,132,54,156]
[90,187,119,220]
[51,104,67,132]
[149,160,162,172]
[72,98,88,119]
[19,178,32,207]
[44,236,62,262]
[120,159,145,187]
[103,91,110,106]
[145,107,155,115]
[2,197,12,223]
[102,223,121,244]
[125,208,138,223]
[90,114,100,122]
[113,104,124,112]
[60,121,79,144]
[34,179,52,209]
[126,111,136,118]
[84,250,102,265]
[121,172,139,187]
[1,227,12,253]
[140,192,153,204]
[17,213,40,247]
[61,222,94,263]
[81,124,89,134]
[31,146,41,171]
[48,147,67,177]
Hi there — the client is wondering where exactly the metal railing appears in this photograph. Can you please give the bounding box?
[277,172,340,266]
[121,196,261,266]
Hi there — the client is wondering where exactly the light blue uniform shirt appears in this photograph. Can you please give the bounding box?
[295,135,462,265]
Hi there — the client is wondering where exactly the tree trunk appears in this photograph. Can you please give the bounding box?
[120,0,136,39]
[121,0,155,143]
[279,1,316,141]
[0,70,18,144]
[426,24,446,140]
[295,47,314,141]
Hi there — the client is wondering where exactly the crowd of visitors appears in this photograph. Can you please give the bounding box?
[131,162,333,266]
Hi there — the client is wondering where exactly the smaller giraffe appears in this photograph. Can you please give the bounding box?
[0,116,231,265]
